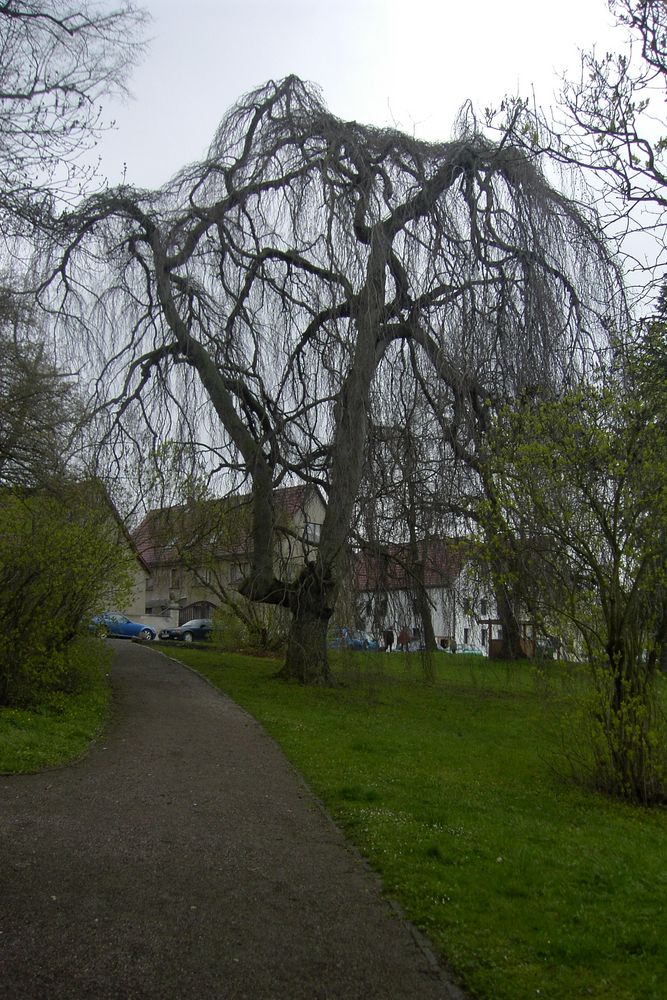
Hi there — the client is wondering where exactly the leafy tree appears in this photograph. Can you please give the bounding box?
[490,372,667,803]
[0,481,134,705]
[46,76,618,683]
[480,0,667,663]
[0,289,79,486]
[0,4,147,702]
[0,301,137,706]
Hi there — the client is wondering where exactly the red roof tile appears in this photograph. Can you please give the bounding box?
[356,539,468,592]
[133,485,316,565]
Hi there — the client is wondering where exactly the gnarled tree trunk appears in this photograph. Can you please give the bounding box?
[495,584,527,660]
[281,610,333,685]
[278,562,336,684]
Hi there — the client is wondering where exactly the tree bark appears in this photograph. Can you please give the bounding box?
[279,608,333,684]
[411,558,437,652]
[275,562,336,684]
[495,583,527,660]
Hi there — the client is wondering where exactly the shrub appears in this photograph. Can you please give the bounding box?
[0,486,133,705]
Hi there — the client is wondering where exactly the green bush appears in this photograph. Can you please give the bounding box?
[213,596,290,652]
[0,486,133,705]
[0,636,112,772]
[586,664,667,803]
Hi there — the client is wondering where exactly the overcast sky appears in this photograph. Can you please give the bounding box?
[95,0,620,190]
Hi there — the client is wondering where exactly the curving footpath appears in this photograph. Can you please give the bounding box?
[0,641,467,1000]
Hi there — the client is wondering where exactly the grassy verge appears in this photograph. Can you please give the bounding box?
[0,637,112,773]
[165,645,667,1000]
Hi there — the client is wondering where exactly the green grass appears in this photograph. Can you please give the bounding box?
[0,637,112,773]
[165,645,667,1000]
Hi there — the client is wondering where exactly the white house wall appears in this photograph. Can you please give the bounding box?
[359,583,489,653]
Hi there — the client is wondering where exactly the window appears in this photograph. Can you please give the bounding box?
[481,628,488,646]
[160,536,177,556]
[179,601,216,625]
[480,598,488,616]
[304,522,321,543]
[464,627,470,644]
[229,562,247,587]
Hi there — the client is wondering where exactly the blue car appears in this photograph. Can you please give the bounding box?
[90,612,156,641]
[328,627,379,651]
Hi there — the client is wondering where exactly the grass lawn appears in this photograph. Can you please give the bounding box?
[165,645,667,1000]
[0,638,112,773]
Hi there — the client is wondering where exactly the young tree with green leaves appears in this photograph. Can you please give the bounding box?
[0,482,134,705]
[0,300,137,704]
[0,289,80,487]
[491,369,667,803]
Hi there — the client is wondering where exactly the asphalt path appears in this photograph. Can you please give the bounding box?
[0,640,467,999]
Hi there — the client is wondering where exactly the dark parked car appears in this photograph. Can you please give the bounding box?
[90,612,156,641]
[328,627,379,651]
[158,618,213,643]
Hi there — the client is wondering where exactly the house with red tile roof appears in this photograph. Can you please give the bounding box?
[133,485,326,623]
[355,538,494,653]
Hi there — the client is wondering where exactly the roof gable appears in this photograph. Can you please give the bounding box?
[133,484,324,564]
[356,538,468,593]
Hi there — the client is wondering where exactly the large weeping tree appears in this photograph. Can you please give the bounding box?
[46,76,619,683]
